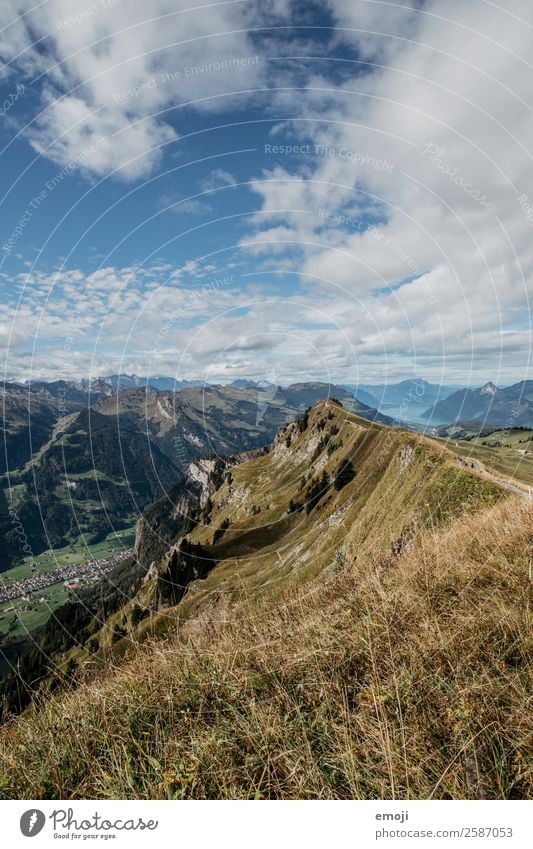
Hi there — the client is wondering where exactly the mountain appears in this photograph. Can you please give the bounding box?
[504,379,533,403]
[360,378,456,404]
[10,398,506,677]
[229,378,266,390]
[340,384,381,407]
[1,383,57,475]
[343,379,461,422]
[24,379,105,407]
[131,399,503,614]
[0,379,116,566]
[82,374,206,392]
[0,381,389,569]
[1,400,529,799]
[0,380,106,476]
[90,382,385,464]
[422,381,533,426]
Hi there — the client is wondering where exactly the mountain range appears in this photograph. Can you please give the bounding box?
[10,373,533,427]
[421,380,533,426]
[342,379,463,421]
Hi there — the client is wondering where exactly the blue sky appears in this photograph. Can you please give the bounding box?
[1,0,532,387]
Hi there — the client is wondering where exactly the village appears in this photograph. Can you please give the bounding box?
[0,548,134,606]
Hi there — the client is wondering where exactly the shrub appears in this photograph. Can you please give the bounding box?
[298,408,311,433]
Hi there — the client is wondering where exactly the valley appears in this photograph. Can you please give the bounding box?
[2,378,532,650]
[0,526,136,641]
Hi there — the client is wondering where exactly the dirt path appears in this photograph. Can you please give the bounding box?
[455,456,532,500]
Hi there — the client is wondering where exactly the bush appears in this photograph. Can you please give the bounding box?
[298,408,311,433]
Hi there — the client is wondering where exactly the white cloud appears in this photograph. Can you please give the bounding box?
[201,168,237,191]
[1,261,367,384]
[327,0,422,60]
[241,0,533,382]
[159,194,212,217]
[1,0,266,179]
[2,0,532,384]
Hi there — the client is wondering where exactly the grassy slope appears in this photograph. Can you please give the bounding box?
[62,402,504,656]
[432,431,533,487]
[163,402,504,615]
[0,495,530,799]
[0,401,530,799]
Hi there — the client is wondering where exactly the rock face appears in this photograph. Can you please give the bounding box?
[185,458,219,506]
[134,449,267,570]
[134,456,226,570]
[155,538,214,609]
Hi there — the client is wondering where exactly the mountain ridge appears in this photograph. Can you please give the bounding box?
[0,399,529,800]
[46,399,506,666]
[0,381,390,569]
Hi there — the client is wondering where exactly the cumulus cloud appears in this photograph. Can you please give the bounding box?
[241,0,533,382]
[2,0,532,384]
[327,0,423,60]
[2,259,368,384]
[0,0,267,179]
[201,168,237,190]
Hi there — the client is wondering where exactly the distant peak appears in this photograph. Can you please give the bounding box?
[480,381,498,394]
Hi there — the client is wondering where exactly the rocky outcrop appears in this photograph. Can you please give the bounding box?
[155,538,214,608]
[134,455,233,569]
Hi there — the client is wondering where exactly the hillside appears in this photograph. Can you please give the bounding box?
[0,401,529,799]
[0,382,113,568]
[430,427,533,489]
[146,402,504,615]
[32,399,505,664]
[0,380,98,476]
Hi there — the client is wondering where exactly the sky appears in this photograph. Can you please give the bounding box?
[0,0,532,387]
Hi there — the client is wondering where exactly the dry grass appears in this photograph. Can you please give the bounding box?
[0,495,531,800]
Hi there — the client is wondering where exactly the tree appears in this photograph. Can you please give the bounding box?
[298,407,311,433]
[334,459,356,491]
[305,471,330,513]
[212,517,230,544]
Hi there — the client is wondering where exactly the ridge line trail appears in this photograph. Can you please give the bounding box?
[474,463,532,500]
[334,415,531,499]
[450,449,532,500]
